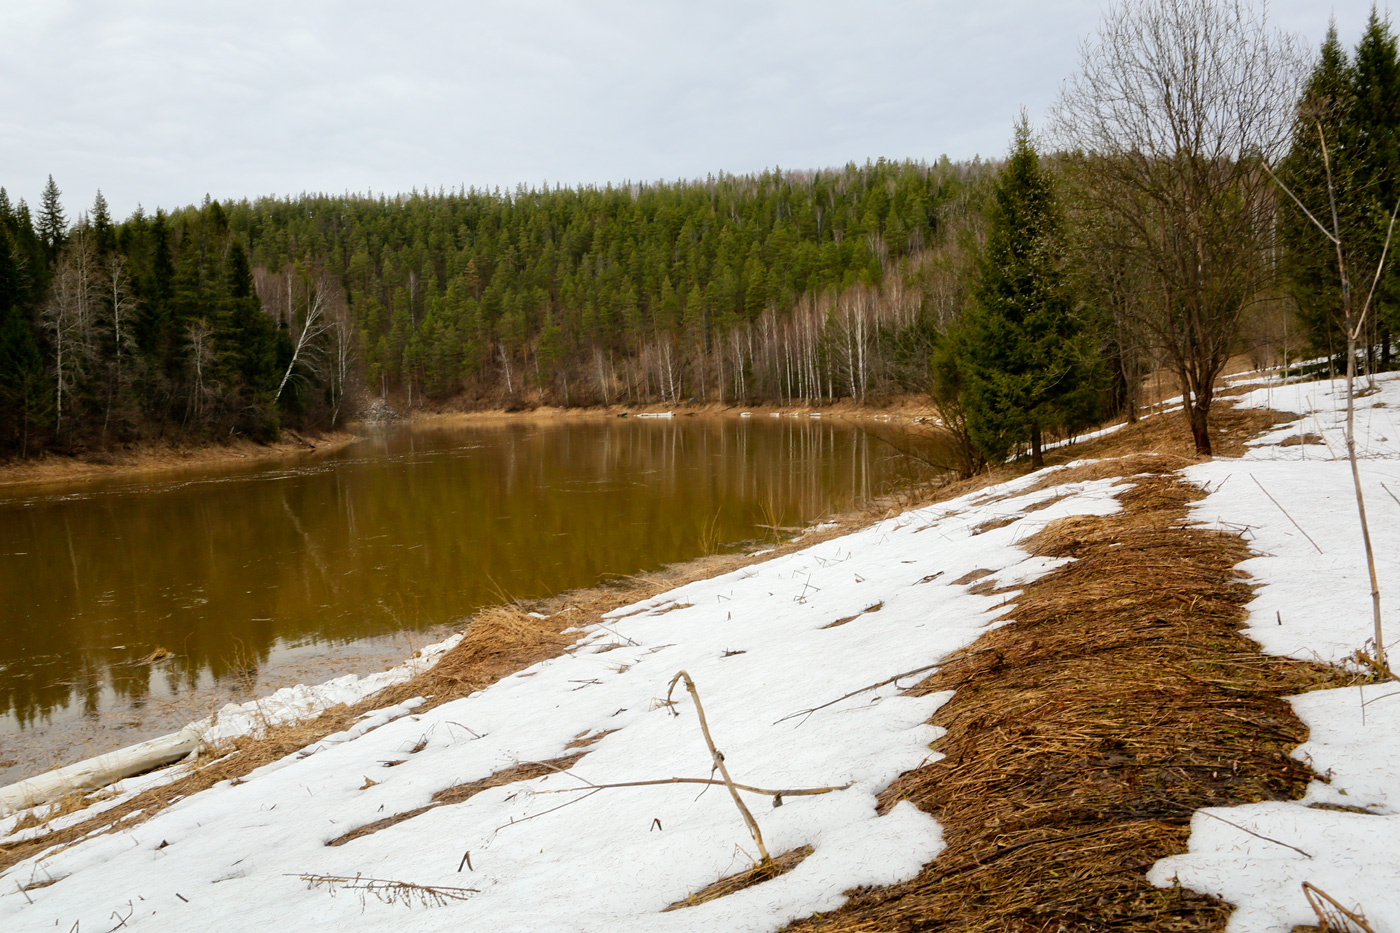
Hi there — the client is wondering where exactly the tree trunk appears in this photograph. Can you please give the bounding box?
[1187,400,1212,456]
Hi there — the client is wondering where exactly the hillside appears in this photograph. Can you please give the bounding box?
[0,370,1397,931]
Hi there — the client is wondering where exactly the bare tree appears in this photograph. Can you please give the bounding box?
[101,254,139,437]
[1053,0,1304,454]
[326,300,358,424]
[41,230,100,434]
[186,318,217,422]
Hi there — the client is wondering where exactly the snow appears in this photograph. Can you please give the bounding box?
[1149,371,1400,931]
[7,369,1400,931]
[0,470,1127,932]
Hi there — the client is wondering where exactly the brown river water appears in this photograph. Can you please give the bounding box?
[0,414,942,783]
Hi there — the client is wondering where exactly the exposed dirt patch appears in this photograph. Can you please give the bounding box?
[781,466,1355,933]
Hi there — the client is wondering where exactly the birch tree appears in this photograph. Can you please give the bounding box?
[41,231,99,434]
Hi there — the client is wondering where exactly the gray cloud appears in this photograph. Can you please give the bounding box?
[0,0,1378,218]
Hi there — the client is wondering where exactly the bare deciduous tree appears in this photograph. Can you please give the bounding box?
[41,231,100,434]
[1053,0,1304,454]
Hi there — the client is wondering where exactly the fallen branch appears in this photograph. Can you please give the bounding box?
[667,670,770,863]
[294,872,477,907]
[1302,881,1375,932]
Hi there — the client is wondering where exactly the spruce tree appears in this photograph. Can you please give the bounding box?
[215,239,278,435]
[37,175,66,262]
[1352,9,1400,361]
[0,226,48,454]
[1280,24,1355,360]
[956,120,1101,468]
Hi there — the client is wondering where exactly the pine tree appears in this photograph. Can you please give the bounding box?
[956,120,1102,468]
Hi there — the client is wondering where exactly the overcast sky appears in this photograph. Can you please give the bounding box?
[0,1,1381,220]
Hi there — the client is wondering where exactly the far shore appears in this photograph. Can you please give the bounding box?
[0,430,362,491]
[0,398,951,490]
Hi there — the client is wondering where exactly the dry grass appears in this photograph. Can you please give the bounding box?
[325,752,588,848]
[5,395,1304,907]
[0,513,896,874]
[781,466,1355,933]
[823,602,885,630]
[662,845,815,911]
[1279,433,1326,448]
[0,430,359,490]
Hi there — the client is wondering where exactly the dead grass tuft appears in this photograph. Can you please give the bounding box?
[951,569,994,586]
[565,729,618,750]
[822,602,885,629]
[325,752,587,847]
[969,515,1021,535]
[662,845,814,911]
[0,510,896,875]
[782,465,1356,933]
[1279,433,1326,447]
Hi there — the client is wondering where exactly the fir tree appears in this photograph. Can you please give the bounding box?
[956,120,1102,468]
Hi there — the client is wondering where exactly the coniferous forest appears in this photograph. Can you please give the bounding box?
[2,11,1399,471]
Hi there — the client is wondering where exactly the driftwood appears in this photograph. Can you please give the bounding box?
[0,724,205,817]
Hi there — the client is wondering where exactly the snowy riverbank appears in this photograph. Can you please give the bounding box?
[2,371,1398,932]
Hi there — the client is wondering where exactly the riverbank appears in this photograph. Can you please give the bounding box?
[0,430,362,490]
[390,394,951,429]
[2,370,1396,931]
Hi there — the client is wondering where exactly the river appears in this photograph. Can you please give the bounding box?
[0,413,943,783]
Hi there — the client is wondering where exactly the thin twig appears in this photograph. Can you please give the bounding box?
[493,787,605,832]
[775,662,944,725]
[667,670,771,863]
[1261,160,1339,245]
[1354,196,1400,338]
[1194,809,1312,859]
[1380,482,1400,511]
[535,776,850,797]
[1250,475,1323,554]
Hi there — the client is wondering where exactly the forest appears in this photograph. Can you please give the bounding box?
[1,9,1397,471]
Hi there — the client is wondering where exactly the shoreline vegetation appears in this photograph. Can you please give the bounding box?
[0,396,951,491]
[0,428,361,490]
[0,379,1339,897]
[2,368,1397,929]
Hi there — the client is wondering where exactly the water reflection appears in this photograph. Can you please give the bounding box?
[0,416,940,736]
